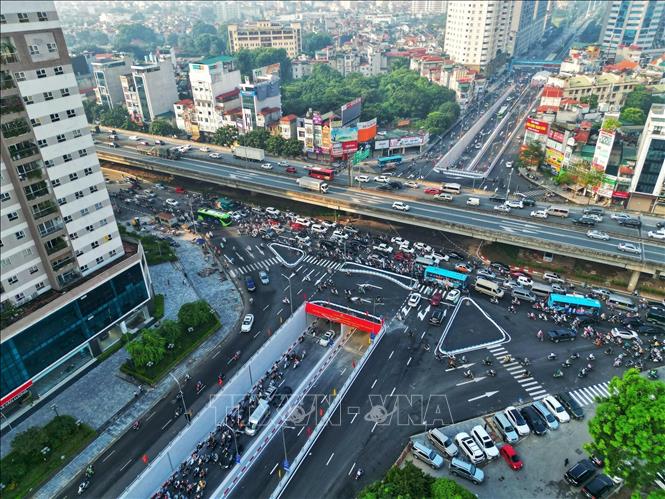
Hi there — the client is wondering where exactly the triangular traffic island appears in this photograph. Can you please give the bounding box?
[437,296,509,356]
[269,243,305,268]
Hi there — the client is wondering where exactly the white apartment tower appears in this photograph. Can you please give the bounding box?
[600,0,665,61]
[91,54,132,108]
[411,1,448,17]
[444,0,515,72]
[630,103,665,197]
[1,2,124,304]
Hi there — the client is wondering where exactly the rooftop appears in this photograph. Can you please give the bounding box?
[196,55,235,66]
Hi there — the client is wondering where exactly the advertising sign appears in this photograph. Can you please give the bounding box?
[331,142,343,157]
[305,301,382,334]
[545,148,564,171]
[342,141,358,153]
[389,136,424,148]
[321,126,331,149]
[340,97,362,126]
[1,379,32,407]
[525,118,549,135]
[547,128,565,143]
[331,126,358,143]
[357,118,378,143]
[591,129,615,172]
[374,139,390,150]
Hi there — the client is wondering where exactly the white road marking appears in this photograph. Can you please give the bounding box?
[340,368,347,375]
[390,387,396,397]
[456,376,487,386]
[263,304,270,311]
[276,308,283,316]
[270,462,279,475]
[161,418,172,430]
[420,331,426,339]
[283,285,290,291]
[253,330,262,338]
[325,453,335,466]
[348,462,356,476]
[102,450,116,463]
[120,458,133,472]
[296,288,303,295]
[371,379,377,389]
[297,426,305,436]
[145,411,157,422]
[388,350,394,360]
[212,349,221,359]
[406,356,412,366]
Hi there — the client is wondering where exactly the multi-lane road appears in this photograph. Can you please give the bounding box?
[97,144,665,272]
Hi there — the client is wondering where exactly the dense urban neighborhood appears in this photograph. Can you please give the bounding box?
[1,1,664,499]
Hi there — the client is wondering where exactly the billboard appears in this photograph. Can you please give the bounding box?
[321,126,331,149]
[545,148,564,171]
[389,136,425,148]
[331,126,358,143]
[525,118,549,135]
[547,128,565,143]
[342,141,358,153]
[591,129,615,172]
[340,97,362,126]
[374,139,390,150]
[357,118,377,142]
[305,301,382,334]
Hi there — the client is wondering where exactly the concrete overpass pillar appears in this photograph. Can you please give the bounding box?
[627,270,641,293]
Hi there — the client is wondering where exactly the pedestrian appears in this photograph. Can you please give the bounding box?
[564,458,569,467]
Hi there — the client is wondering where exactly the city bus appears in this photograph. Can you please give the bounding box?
[307,167,334,181]
[547,294,601,316]
[423,266,468,289]
[377,155,403,168]
[196,208,232,227]
[497,105,509,118]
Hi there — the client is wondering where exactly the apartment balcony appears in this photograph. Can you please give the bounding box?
[0,95,24,115]
[56,269,81,288]
[0,52,19,65]
[39,221,65,239]
[32,201,57,220]
[51,255,74,272]
[1,71,16,90]
[9,143,40,162]
[1,118,30,139]
[45,236,68,256]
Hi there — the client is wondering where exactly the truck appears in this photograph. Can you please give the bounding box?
[137,146,180,160]
[296,176,329,193]
[232,146,265,162]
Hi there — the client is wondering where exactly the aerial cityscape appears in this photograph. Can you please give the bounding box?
[1,1,664,498]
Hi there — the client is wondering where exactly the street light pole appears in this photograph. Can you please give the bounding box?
[224,423,240,462]
[281,273,294,315]
[281,425,295,471]
[51,403,59,417]
[169,372,189,423]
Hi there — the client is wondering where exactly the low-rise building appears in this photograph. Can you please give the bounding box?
[228,21,302,58]
[239,74,282,133]
[121,57,178,124]
[92,54,132,108]
[279,114,298,140]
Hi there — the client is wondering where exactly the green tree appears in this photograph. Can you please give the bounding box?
[11,426,50,463]
[238,128,271,149]
[360,462,434,498]
[126,338,149,367]
[585,369,665,493]
[580,94,598,110]
[431,477,475,499]
[191,21,217,38]
[178,300,214,331]
[519,141,545,169]
[623,85,665,115]
[282,137,303,157]
[265,134,287,156]
[302,32,333,56]
[233,48,292,82]
[601,117,621,132]
[142,329,166,364]
[554,170,574,185]
[113,24,162,57]
[211,125,239,147]
[44,415,78,447]
[619,107,646,126]
[99,106,131,127]
[83,100,104,124]
[569,160,604,198]
[158,320,181,345]
[149,119,178,137]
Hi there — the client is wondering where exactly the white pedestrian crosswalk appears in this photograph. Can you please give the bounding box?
[519,188,547,198]
[229,255,342,277]
[569,381,611,407]
[486,345,548,400]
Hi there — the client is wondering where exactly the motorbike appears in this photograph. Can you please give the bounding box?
[482,358,493,366]
[587,353,595,361]
[355,468,364,480]
[553,369,563,378]
[78,480,90,495]
[578,368,589,378]
[648,369,659,380]
[604,348,614,356]
[547,353,557,361]
[463,370,474,379]
[486,369,497,377]
[570,352,580,360]
[195,381,204,394]
[85,465,94,478]
[132,420,140,431]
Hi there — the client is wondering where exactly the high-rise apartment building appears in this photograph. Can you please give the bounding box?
[120,57,179,124]
[228,21,303,58]
[511,0,550,56]
[600,0,665,61]
[630,103,665,197]
[443,1,515,72]
[1,1,153,414]
[91,54,132,108]
[410,0,448,17]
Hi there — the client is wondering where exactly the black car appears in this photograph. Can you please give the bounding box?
[573,217,596,226]
[581,473,614,498]
[564,458,596,486]
[637,324,665,335]
[619,217,641,228]
[429,310,444,325]
[657,221,665,230]
[555,392,585,420]
[547,328,577,343]
[245,275,256,292]
[520,406,547,435]
[388,181,403,190]
[490,261,511,273]
[447,251,466,260]
[623,317,644,329]
[489,195,507,203]
[377,184,391,191]
[521,198,536,207]
[271,385,293,408]
[577,316,599,328]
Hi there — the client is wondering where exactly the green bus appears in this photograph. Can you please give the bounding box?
[197,208,232,227]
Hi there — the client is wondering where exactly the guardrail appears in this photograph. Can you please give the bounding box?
[97,151,662,274]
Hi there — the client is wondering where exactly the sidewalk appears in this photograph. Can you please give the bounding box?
[0,228,242,497]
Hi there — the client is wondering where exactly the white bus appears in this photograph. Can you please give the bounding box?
[547,205,570,218]
[606,293,638,313]
[441,183,462,195]
[245,400,271,436]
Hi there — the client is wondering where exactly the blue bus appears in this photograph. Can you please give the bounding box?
[547,294,601,316]
[377,155,403,168]
[423,266,468,289]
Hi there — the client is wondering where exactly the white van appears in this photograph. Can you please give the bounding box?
[466,197,480,206]
[512,287,537,302]
[435,193,454,202]
[474,278,505,299]
[441,183,462,194]
[530,281,553,297]
[245,400,271,436]
[547,205,570,217]
[606,293,638,313]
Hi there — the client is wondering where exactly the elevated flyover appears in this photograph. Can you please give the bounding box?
[98,146,664,290]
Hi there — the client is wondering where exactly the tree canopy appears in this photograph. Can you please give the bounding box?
[302,32,333,56]
[623,85,665,115]
[175,22,228,57]
[211,125,239,147]
[519,141,545,169]
[235,48,292,82]
[149,119,178,137]
[282,64,458,127]
[585,369,665,494]
[113,24,162,57]
[619,107,647,126]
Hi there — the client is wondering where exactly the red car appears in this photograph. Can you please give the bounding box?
[430,290,443,306]
[285,166,297,173]
[290,222,305,231]
[424,187,443,195]
[509,268,532,279]
[455,263,473,273]
[393,251,413,261]
[500,444,523,470]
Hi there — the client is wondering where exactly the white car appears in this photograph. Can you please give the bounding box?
[618,242,641,254]
[610,328,640,341]
[179,144,192,151]
[431,252,449,263]
[586,230,610,241]
[319,330,334,347]
[265,207,280,217]
[373,243,393,253]
[530,209,548,218]
[471,425,499,459]
[374,175,390,183]
[516,275,532,288]
[542,395,570,423]
[408,293,421,307]
[401,246,415,255]
[311,224,327,234]
[331,229,348,240]
[391,237,408,246]
[505,161,514,168]
[320,220,337,229]
[455,432,485,464]
[165,198,178,207]
[405,181,419,188]
[505,200,524,209]
[392,201,410,211]
[445,289,461,305]
[413,242,432,253]
[355,175,370,183]
[209,152,222,159]
[611,212,630,221]
[584,213,603,223]
[543,272,565,284]
[648,230,665,240]
[260,163,273,170]
[278,161,289,167]
[294,217,311,227]
[504,406,530,436]
[494,204,511,213]
[128,135,140,141]
[199,146,210,152]
[240,314,254,333]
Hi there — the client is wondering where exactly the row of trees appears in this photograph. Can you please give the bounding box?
[281,64,459,131]
[83,102,179,137]
[168,22,228,58]
[210,127,302,156]
[125,301,215,368]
